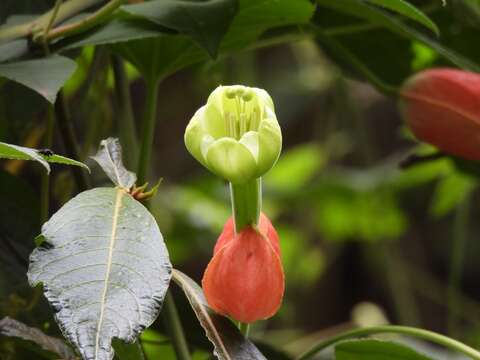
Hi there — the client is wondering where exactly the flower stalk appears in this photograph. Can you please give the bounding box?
[230,178,261,232]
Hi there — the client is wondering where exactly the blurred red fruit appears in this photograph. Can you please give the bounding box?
[202,213,284,323]
[400,68,480,161]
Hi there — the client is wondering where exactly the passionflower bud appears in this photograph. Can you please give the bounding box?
[202,213,284,323]
[185,85,282,184]
[400,68,480,161]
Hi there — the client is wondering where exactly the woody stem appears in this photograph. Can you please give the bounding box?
[229,178,262,233]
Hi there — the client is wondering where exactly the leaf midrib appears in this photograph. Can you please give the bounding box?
[94,188,125,359]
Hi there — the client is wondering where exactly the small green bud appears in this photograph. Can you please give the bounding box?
[184,85,282,184]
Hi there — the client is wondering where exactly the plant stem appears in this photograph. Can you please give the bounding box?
[239,322,250,337]
[297,325,480,360]
[229,178,262,233]
[137,80,159,184]
[135,80,191,360]
[162,292,191,360]
[112,55,138,169]
[447,197,470,338]
[54,91,90,191]
[40,107,55,223]
[42,0,125,42]
[0,0,102,44]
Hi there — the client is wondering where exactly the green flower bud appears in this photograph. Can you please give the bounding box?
[184,85,282,184]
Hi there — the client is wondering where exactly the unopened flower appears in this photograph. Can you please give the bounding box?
[202,213,284,323]
[400,68,480,161]
[185,85,282,184]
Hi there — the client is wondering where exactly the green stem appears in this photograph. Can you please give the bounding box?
[112,55,138,169]
[239,322,250,337]
[297,325,480,360]
[162,292,191,360]
[0,0,102,44]
[447,198,470,337]
[41,0,63,54]
[40,107,55,223]
[41,0,125,42]
[229,178,262,233]
[135,80,191,360]
[137,80,159,184]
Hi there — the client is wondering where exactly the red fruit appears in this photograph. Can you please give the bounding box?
[202,213,284,323]
[400,68,480,161]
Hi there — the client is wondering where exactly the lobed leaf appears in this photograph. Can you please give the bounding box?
[28,187,172,360]
[172,269,267,360]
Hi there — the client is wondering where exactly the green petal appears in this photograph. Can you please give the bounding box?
[184,111,208,167]
[256,117,282,177]
[205,138,257,184]
[239,131,259,161]
[203,98,227,139]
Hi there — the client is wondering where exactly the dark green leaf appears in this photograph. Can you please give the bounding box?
[335,339,433,360]
[172,269,266,360]
[0,317,76,359]
[0,55,77,103]
[91,137,136,189]
[57,17,162,50]
[28,187,172,360]
[0,141,89,174]
[121,0,238,58]
[317,0,480,72]
[364,0,439,35]
[111,35,204,81]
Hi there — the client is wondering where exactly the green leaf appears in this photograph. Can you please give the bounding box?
[316,0,480,72]
[335,339,433,360]
[364,0,439,35]
[0,55,77,103]
[28,187,172,360]
[121,0,238,58]
[221,0,315,52]
[111,35,204,81]
[0,317,76,359]
[91,137,137,189]
[171,269,267,360]
[0,141,89,174]
[57,17,162,50]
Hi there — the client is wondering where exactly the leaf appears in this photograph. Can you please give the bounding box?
[335,339,433,360]
[220,0,315,52]
[0,39,28,63]
[91,137,137,189]
[364,0,439,35]
[28,187,172,360]
[316,0,480,72]
[0,317,76,359]
[0,55,77,103]
[0,141,90,174]
[121,0,238,58]
[430,171,475,217]
[171,269,267,360]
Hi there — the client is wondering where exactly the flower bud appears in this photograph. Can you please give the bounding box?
[400,68,480,161]
[202,213,284,323]
[185,85,282,184]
